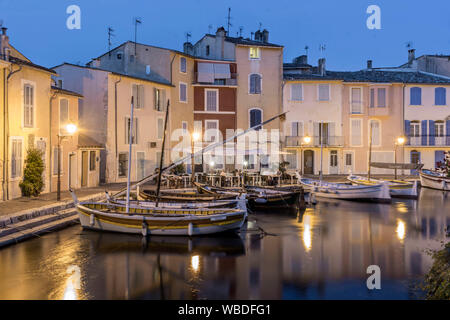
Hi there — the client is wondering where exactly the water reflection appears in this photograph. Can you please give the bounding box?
[0,188,448,299]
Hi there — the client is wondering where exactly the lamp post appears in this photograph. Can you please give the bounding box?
[300,135,311,175]
[191,132,200,184]
[394,136,405,180]
[57,123,77,201]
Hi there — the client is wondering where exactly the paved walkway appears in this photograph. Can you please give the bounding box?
[0,183,128,216]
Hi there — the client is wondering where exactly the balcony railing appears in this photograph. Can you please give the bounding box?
[194,73,238,86]
[407,135,450,146]
[285,136,344,147]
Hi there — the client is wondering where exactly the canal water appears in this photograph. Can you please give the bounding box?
[0,188,448,300]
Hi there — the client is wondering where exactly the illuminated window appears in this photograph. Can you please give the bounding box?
[249,47,260,59]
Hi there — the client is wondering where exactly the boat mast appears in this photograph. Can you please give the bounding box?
[155,100,170,207]
[126,97,135,213]
[368,121,373,180]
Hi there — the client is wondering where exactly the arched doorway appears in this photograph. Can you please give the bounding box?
[304,150,314,174]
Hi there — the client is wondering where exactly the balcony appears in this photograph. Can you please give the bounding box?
[194,73,238,86]
[285,136,344,147]
[407,135,450,146]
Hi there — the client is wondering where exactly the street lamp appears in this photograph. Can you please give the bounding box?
[57,123,77,201]
[394,136,405,180]
[299,135,311,175]
[191,131,200,183]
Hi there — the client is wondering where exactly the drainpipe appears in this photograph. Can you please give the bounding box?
[3,64,22,200]
[114,76,122,182]
[49,91,57,192]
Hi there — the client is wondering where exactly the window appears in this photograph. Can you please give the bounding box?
[125,117,138,144]
[291,84,302,101]
[350,119,362,146]
[249,47,260,59]
[244,155,255,169]
[435,121,445,137]
[286,150,297,170]
[146,65,151,75]
[369,120,381,146]
[132,84,144,109]
[155,152,162,169]
[180,57,187,73]
[411,122,420,137]
[11,139,23,178]
[435,87,446,105]
[249,109,262,130]
[351,87,362,113]
[206,45,210,56]
[23,83,34,127]
[410,87,422,105]
[154,88,165,111]
[318,84,330,101]
[179,82,187,102]
[249,74,262,94]
[370,89,375,108]
[260,155,269,169]
[205,89,218,112]
[59,98,69,135]
[345,153,352,166]
[89,151,96,171]
[157,118,164,139]
[118,153,128,177]
[117,53,122,60]
[52,146,60,175]
[330,150,338,167]
[377,88,386,107]
[291,122,303,136]
[182,121,188,133]
[205,120,219,142]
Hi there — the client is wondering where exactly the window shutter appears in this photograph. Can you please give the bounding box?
[256,75,261,93]
[404,120,410,144]
[138,85,144,108]
[370,89,375,108]
[153,88,158,110]
[428,120,435,146]
[134,118,138,144]
[132,85,137,107]
[446,120,450,146]
[161,89,166,111]
[377,88,386,107]
[291,122,298,136]
[125,118,129,144]
[250,75,256,93]
[421,120,427,146]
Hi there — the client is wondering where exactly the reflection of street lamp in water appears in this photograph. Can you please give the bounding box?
[58,123,77,201]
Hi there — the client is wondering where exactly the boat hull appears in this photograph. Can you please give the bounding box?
[77,203,246,236]
[300,178,391,202]
[419,170,450,191]
[139,189,237,202]
[347,175,418,198]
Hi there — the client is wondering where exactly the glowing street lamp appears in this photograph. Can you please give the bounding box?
[394,136,406,180]
[57,123,77,201]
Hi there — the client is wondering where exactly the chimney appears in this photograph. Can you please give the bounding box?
[293,55,308,65]
[262,29,269,43]
[183,42,194,55]
[318,58,326,76]
[0,27,10,61]
[254,30,263,42]
[367,60,373,69]
[215,27,226,59]
[408,49,415,66]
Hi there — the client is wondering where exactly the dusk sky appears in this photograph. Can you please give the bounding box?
[1,0,449,70]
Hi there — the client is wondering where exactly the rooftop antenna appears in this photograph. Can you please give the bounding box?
[185,32,191,43]
[405,41,413,49]
[319,43,326,58]
[239,26,243,37]
[304,45,309,56]
[108,27,115,57]
[226,7,232,35]
[259,22,262,31]
[134,17,142,57]
[208,24,212,34]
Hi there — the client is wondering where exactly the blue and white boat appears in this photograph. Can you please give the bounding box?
[419,169,450,191]
[298,177,391,202]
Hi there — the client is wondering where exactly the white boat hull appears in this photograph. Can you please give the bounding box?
[419,171,450,191]
[347,175,418,198]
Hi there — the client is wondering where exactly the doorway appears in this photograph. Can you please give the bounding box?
[81,151,88,187]
[329,150,338,174]
[304,150,314,174]
[410,150,421,175]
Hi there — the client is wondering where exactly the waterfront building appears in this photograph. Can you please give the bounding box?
[190,27,284,172]
[400,49,450,77]
[52,63,173,184]
[0,27,89,200]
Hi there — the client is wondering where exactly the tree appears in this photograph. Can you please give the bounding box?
[19,148,45,197]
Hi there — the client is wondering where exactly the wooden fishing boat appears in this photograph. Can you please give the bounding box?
[299,177,391,202]
[139,188,238,202]
[347,175,418,198]
[419,169,450,191]
[74,200,247,236]
[245,187,303,211]
[193,182,243,195]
